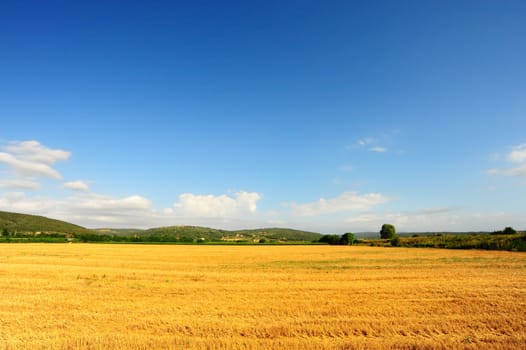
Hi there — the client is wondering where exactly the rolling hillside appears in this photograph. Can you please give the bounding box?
[232,228,322,242]
[0,211,93,235]
[142,226,322,242]
[93,228,145,236]
[0,211,322,242]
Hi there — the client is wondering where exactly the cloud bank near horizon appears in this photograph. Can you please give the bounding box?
[0,139,524,232]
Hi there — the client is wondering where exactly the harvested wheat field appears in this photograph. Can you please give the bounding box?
[0,244,524,349]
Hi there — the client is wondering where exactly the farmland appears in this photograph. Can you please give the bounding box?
[0,244,524,349]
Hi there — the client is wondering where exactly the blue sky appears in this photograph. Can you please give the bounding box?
[1,0,525,232]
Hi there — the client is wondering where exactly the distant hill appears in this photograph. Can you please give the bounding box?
[0,211,93,235]
[232,228,322,241]
[93,228,145,236]
[0,211,322,242]
[143,226,228,240]
[142,226,322,242]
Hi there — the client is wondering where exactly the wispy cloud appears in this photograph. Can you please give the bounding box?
[0,152,64,179]
[356,138,375,146]
[63,180,89,191]
[5,140,70,164]
[370,146,387,153]
[74,193,151,211]
[353,136,389,153]
[488,165,526,177]
[488,143,526,177]
[342,207,516,233]
[287,191,390,216]
[508,144,526,163]
[0,179,39,190]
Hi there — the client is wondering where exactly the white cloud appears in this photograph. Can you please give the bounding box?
[506,164,526,176]
[0,192,55,213]
[0,140,70,179]
[64,193,157,228]
[341,207,520,234]
[488,165,526,177]
[370,146,387,153]
[354,137,388,153]
[5,140,70,164]
[1,187,523,233]
[74,194,151,211]
[0,191,155,228]
[0,152,63,179]
[0,191,153,215]
[0,189,266,229]
[413,207,457,215]
[345,214,378,225]
[288,191,390,216]
[0,179,39,190]
[63,180,89,191]
[488,143,526,177]
[0,139,264,228]
[357,138,375,146]
[162,207,174,215]
[174,191,261,218]
[508,144,526,163]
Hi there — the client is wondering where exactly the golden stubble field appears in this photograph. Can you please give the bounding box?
[0,244,524,349]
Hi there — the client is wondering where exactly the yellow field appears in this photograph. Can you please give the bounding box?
[0,244,524,349]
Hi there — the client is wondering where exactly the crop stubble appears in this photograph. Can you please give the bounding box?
[0,244,524,349]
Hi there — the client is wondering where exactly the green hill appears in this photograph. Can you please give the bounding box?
[93,228,145,236]
[143,226,228,240]
[0,211,322,243]
[232,228,322,241]
[0,211,92,236]
[141,226,322,242]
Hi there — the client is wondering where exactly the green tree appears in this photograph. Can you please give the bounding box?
[380,224,396,239]
[1,228,9,237]
[340,232,355,245]
[503,227,517,235]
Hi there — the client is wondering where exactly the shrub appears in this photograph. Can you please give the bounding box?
[319,234,343,245]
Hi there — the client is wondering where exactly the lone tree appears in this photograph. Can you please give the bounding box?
[340,232,355,245]
[380,224,396,239]
[502,227,517,235]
